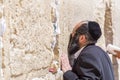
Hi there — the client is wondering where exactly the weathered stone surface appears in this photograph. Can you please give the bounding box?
[3,0,55,80]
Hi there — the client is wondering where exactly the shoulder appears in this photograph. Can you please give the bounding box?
[78,45,106,63]
[81,45,105,55]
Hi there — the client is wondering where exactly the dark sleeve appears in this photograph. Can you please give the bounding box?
[63,52,102,80]
[63,70,79,80]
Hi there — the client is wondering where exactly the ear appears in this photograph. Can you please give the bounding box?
[79,35,86,43]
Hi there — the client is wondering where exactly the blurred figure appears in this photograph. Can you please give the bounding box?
[107,44,120,58]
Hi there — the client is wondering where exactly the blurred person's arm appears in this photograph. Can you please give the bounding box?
[107,44,120,58]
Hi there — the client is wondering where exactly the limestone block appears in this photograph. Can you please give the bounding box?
[112,0,120,46]
[4,0,55,79]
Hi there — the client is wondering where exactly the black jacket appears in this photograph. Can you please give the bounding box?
[63,44,114,80]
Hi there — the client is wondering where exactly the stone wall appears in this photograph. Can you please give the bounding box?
[0,0,120,80]
[2,0,55,80]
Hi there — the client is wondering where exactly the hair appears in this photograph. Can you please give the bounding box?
[75,23,97,44]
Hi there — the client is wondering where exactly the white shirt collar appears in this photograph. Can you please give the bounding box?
[74,46,86,59]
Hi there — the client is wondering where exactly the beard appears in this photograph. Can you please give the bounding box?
[68,34,80,55]
[67,34,80,66]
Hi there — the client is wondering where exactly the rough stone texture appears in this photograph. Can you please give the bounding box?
[3,0,55,80]
[0,0,120,80]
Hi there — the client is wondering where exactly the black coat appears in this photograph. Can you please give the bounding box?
[63,44,114,80]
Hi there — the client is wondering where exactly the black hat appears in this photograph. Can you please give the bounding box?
[88,21,102,40]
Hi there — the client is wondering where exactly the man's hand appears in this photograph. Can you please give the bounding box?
[60,53,72,73]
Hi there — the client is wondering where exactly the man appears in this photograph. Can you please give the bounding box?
[61,21,114,80]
